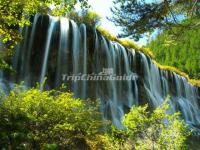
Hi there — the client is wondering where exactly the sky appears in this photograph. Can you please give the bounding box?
[76,0,149,46]
[88,0,119,36]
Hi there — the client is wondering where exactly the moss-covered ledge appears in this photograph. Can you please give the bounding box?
[97,27,154,59]
[97,26,200,87]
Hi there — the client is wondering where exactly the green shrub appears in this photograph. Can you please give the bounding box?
[0,87,191,149]
[0,86,107,149]
[122,99,190,150]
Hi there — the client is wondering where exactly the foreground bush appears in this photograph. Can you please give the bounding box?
[121,100,190,150]
[0,86,108,149]
[0,87,190,150]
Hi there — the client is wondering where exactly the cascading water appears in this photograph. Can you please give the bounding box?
[55,17,69,88]
[79,24,88,99]
[40,16,58,90]
[1,14,200,132]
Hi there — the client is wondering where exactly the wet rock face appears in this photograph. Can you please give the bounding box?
[137,79,151,106]
[2,14,200,130]
[197,87,200,107]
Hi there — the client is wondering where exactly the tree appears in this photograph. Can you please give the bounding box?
[148,22,200,79]
[110,0,200,40]
[67,10,101,27]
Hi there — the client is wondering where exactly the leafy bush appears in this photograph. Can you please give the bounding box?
[0,86,107,149]
[122,99,190,150]
[0,87,190,149]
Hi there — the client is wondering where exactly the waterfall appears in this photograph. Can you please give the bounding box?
[70,20,81,96]
[55,17,70,88]
[40,16,58,90]
[79,24,88,99]
[24,14,40,85]
[1,14,200,132]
